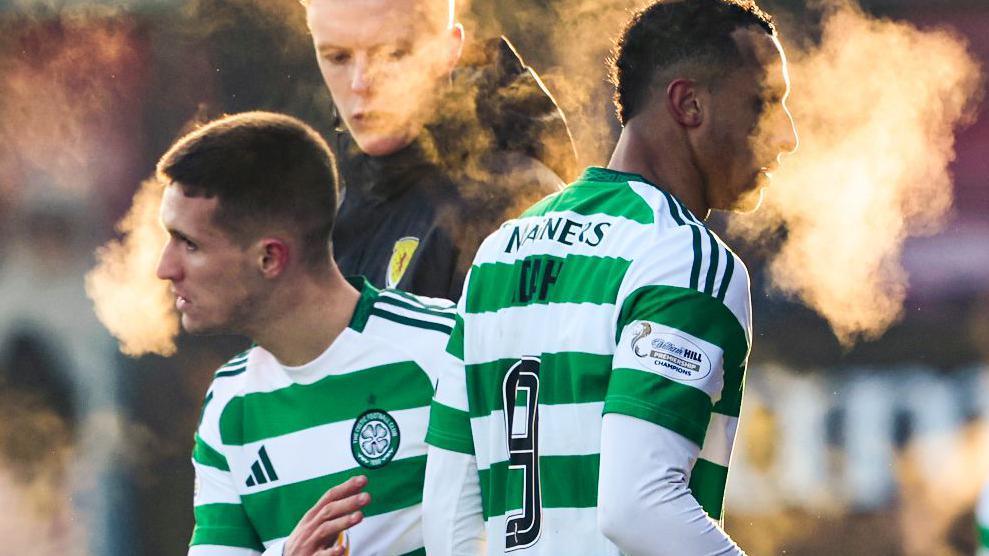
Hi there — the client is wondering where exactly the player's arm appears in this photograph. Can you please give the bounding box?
[422,312,485,555]
[423,445,484,555]
[188,433,264,556]
[598,415,743,555]
[598,256,750,554]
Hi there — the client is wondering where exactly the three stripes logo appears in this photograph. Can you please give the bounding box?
[245,446,279,487]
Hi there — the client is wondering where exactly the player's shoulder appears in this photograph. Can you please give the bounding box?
[355,285,461,382]
[204,347,259,398]
[619,222,751,338]
[356,282,457,351]
[365,287,456,335]
[631,211,748,289]
[196,346,260,446]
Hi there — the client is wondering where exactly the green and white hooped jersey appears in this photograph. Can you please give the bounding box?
[189,277,457,556]
[427,167,752,554]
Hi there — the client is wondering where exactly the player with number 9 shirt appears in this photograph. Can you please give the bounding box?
[422,0,798,553]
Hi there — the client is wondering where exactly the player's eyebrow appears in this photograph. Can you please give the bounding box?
[316,39,413,57]
[168,228,195,244]
[379,39,413,51]
[316,43,347,55]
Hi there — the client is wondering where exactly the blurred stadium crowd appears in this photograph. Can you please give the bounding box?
[0,0,986,554]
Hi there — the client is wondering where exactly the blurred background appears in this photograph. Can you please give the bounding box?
[0,0,985,554]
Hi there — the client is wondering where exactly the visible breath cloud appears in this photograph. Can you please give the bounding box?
[86,178,178,357]
[729,0,983,345]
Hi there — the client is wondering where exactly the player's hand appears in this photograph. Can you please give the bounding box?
[283,475,370,556]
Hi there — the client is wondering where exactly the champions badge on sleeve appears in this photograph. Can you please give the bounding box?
[386,237,420,288]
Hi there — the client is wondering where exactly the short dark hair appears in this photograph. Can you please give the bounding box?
[157,111,338,269]
[611,0,776,125]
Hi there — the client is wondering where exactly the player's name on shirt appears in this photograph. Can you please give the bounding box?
[429,166,752,555]
[503,214,612,254]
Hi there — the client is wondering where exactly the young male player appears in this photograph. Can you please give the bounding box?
[155,111,460,555]
[423,0,798,553]
[303,0,577,300]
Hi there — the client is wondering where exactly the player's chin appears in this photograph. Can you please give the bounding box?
[352,129,416,157]
[728,185,766,214]
[179,314,203,335]
[180,314,220,336]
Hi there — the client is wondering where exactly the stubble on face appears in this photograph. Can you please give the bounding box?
[158,185,266,337]
[702,27,795,213]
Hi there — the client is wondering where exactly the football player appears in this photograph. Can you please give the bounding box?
[423,0,797,553]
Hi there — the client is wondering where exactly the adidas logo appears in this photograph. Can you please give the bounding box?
[245,446,279,487]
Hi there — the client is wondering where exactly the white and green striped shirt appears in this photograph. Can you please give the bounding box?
[427,166,752,554]
[190,277,458,556]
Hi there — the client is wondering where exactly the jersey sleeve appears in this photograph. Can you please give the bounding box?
[598,414,745,555]
[422,445,485,554]
[425,272,475,455]
[605,229,750,520]
[189,389,264,554]
[605,228,751,449]
[425,309,476,455]
[422,282,482,553]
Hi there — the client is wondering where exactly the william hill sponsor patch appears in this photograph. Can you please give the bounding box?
[630,321,712,381]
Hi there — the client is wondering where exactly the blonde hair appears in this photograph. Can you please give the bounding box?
[300,0,456,29]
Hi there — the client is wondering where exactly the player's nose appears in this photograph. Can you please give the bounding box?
[350,56,373,94]
[155,243,182,282]
[776,103,799,158]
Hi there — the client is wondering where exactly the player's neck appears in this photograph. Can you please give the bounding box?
[608,118,710,220]
[248,265,360,367]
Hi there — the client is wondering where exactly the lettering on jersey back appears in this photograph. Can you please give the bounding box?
[518,257,563,303]
[504,216,611,254]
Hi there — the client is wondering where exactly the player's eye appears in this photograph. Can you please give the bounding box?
[385,47,410,61]
[324,51,351,65]
[172,233,197,252]
[756,94,782,116]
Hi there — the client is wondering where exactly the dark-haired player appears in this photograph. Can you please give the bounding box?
[157,111,462,555]
[423,0,797,553]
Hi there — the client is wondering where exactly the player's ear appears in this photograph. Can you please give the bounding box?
[256,238,290,279]
[667,79,704,128]
[442,22,465,74]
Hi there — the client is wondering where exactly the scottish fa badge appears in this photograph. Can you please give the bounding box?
[351,409,401,469]
[386,237,419,288]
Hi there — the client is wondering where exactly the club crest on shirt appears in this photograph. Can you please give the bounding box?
[351,409,401,469]
[386,237,420,289]
[629,321,712,381]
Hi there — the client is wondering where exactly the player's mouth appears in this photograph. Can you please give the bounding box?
[174,293,191,311]
[758,163,779,181]
[350,110,374,124]
[350,110,398,130]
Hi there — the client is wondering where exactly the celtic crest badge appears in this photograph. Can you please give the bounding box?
[350,409,401,469]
